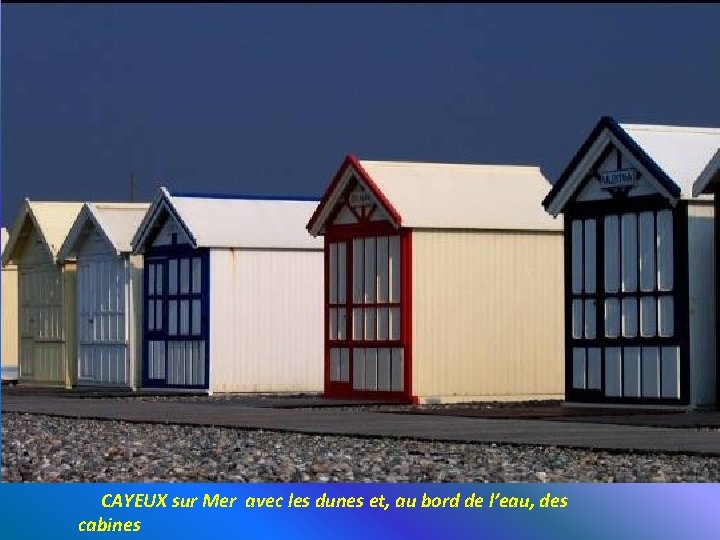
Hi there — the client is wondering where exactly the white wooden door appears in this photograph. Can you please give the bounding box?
[77,257,129,385]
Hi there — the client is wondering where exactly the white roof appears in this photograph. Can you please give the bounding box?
[621,123,720,198]
[692,148,720,196]
[2,200,83,265]
[132,188,323,252]
[58,202,150,261]
[309,158,562,234]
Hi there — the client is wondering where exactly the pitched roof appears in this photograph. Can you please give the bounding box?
[307,155,562,235]
[132,188,323,252]
[2,200,83,265]
[543,117,720,216]
[58,202,150,261]
[692,148,720,196]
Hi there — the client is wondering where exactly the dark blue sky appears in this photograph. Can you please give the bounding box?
[3,4,719,225]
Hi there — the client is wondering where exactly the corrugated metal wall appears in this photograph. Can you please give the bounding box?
[2,263,19,379]
[411,229,565,403]
[688,201,716,406]
[209,248,324,393]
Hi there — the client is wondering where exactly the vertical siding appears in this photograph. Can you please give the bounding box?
[687,202,716,406]
[63,261,77,388]
[209,249,324,393]
[411,229,565,402]
[1,263,19,379]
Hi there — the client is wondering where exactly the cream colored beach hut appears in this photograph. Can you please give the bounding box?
[307,156,565,404]
[1,227,19,381]
[57,202,150,389]
[2,200,83,387]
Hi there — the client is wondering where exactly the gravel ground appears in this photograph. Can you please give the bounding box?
[3,412,720,483]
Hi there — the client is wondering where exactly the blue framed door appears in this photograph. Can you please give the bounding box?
[143,247,209,389]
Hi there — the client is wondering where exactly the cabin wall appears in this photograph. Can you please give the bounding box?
[1,263,19,379]
[209,248,324,393]
[129,254,144,389]
[688,201,716,406]
[411,229,565,403]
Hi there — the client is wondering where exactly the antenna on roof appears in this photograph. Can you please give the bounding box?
[129,171,137,202]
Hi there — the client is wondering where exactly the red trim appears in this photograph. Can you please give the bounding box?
[323,235,331,395]
[306,154,403,234]
[322,226,414,404]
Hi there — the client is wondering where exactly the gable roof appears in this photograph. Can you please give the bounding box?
[2,200,83,265]
[307,155,562,236]
[57,202,150,262]
[131,188,322,252]
[692,148,720,196]
[543,116,720,216]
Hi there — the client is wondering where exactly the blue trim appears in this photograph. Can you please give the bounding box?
[171,191,320,202]
[543,116,682,211]
[142,246,211,390]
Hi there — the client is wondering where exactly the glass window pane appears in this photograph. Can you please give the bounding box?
[639,212,656,292]
[376,237,389,303]
[353,239,364,303]
[180,259,190,294]
[604,215,620,293]
[389,307,401,340]
[584,219,596,294]
[658,296,674,337]
[571,220,583,294]
[640,296,657,337]
[168,259,177,295]
[621,213,638,292]
[584,299,596,339]
[148,265,155,296]
[180,300,190,335]
[337,243,346,304]
[604,298,621,338]
[155,299,163,330]
[364,238,376,303]
[148,300,155,330]
[572,299,583,339]
[192,299,201,335]
[622,297,638,337]
[377,307,389,340]
[365,307,376,340]
[329,244,337,304]
[353,308,363,340]
[156,263,163,295]
[192,257,202,294]
[329,308,337,340]
[169,300,177,336]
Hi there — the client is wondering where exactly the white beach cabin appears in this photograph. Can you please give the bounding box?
[57,202,150,389]
[131,188,324,393]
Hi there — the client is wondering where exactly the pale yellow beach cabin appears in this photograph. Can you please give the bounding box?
[1,227,19,381]
[308,156,565,404]
[2,200,83,387]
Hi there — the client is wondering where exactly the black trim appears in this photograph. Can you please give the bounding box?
[563,197,689,405]
[543,116,682,211]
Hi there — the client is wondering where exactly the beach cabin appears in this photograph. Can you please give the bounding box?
[57,203,150,389]
[2,200,83,387]
[131,188,324,393]
[543,117,719,408]
[2,227,19,381]
[307,156,565,404]
[693,148,720,405]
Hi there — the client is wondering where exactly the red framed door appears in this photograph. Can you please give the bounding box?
[325,222,410,401]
